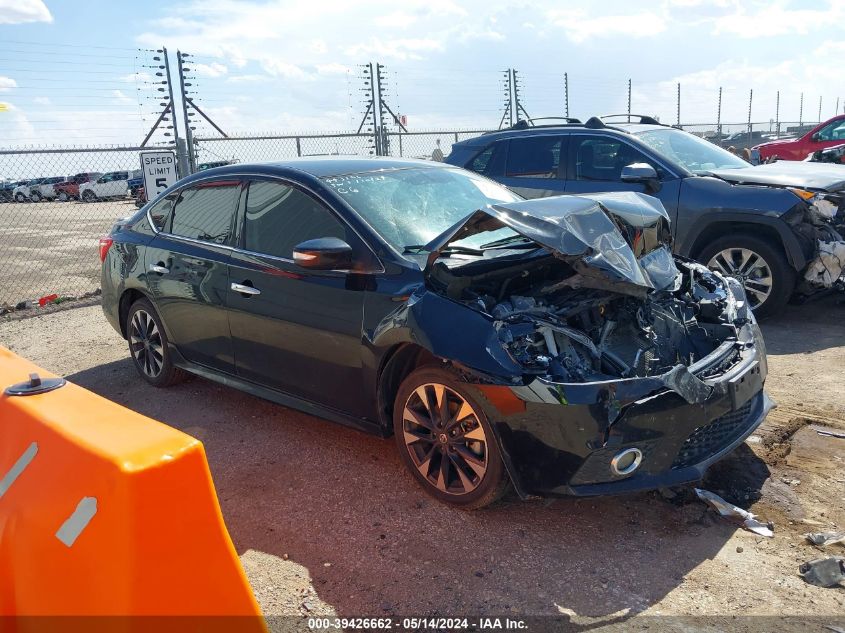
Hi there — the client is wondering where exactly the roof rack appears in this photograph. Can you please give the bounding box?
[498,117,583,132]
[599,114,664,125]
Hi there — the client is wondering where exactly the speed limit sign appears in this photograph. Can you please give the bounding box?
[139,150,178,199]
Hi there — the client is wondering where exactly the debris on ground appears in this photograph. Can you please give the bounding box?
[798,557,845,587]
[694,488,774,537]
[817,429,845,439]
[806,532,845,547]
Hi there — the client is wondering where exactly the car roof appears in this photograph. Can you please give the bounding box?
[454,121,668,146]
[185,156,447,180]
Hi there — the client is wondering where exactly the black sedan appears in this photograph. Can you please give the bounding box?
[101,158,772,508]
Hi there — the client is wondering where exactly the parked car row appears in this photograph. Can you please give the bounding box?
[0,170,142,202]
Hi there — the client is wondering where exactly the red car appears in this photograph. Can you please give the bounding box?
[755,115,845,162]
[53,172,102,201]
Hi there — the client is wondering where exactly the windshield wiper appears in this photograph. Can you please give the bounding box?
[480,234,537,249]
[403,244,484,256]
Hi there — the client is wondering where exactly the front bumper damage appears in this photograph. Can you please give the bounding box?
[471,320,773,498]
[788,193,845,289]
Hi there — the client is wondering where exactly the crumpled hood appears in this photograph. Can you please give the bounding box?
[424,191,679,296]
[710,162,845,192]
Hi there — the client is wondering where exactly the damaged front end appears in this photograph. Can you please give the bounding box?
[422,192,773,497]
[784,190,845,290]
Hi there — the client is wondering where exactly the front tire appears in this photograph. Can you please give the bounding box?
[126,298,186,387]
[699,234,795,318]
[393,367,508,509]
[30,191,42,202]
[57,191,69,202]
[14,193,25,202]
[81,190,96,202]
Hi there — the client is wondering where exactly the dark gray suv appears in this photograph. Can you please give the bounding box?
[446,116,845,317]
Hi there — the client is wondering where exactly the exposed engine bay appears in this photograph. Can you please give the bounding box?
[430,253,743,383]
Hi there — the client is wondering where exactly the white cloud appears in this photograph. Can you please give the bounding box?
[33,96,51,105]
[226,74,269,83]
[121,71,153,83]
[111,90,134,105]
[345,37,443,60]
[260,59,308,79]
[192,62,228,78]
[0,0,52,24]
[316,63,349,75]
[710,1,843,38]
[548,9,667,43]
[375,12,418,28]
[0,76,17,92]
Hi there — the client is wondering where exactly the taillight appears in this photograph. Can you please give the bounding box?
[99,237,114,262]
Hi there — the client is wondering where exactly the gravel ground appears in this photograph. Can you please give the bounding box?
[0,199,133,306]
[1,297,844,627]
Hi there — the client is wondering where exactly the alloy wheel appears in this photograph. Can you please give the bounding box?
[707,247,773,309]
[58,191,69,202]
[401,383,488,496]
[129,309,164,378]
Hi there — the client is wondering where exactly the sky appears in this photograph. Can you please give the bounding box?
[0,0,843,148]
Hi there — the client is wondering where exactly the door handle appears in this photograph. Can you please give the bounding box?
[148,263,169,275]
[231,282,261,296]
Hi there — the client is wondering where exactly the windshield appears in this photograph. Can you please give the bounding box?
[322,167,521,251]
[636,128,750,174]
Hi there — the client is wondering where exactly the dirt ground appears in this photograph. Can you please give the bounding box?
[1,296,844,628]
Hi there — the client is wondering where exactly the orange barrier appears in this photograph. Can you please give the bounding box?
[0,346,265,628]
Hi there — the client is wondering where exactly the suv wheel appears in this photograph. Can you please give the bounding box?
[14,193,26,202]
[57,191,69,202]
[30,191,42,202]
[393,367,509,509]
[699,234,795,318]
[81,190,96,202]
[126,298,186,387]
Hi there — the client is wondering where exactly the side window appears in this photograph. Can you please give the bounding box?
[468,142,506,177]
[244,180,349,260]
[505,136,562,178]
[817,120,845,141]
[571,136,655,182]
[169,182,240,244]
[147,193,176,232]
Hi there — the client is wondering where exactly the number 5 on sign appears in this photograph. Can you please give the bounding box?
[139,150,178,201]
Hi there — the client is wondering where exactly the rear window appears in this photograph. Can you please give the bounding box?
[505,136,562,178]
[169,182,241,244]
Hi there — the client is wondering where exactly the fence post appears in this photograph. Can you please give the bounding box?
[175,138,190,180]
[627,79,631,122]
[747,89,753,146]
[676,83,680,127]
[799,92,804,128]
[716,87,722,145]
[295,137,301,157]
[818,96,823,122]
[564,72,569,119]
[775,90,780,137]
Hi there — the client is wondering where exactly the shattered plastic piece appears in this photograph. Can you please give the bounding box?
[806,532,845,547]
[798,557,845,587]
[37,294,59,307]
[694,488,774,538]
[804,240,845,288]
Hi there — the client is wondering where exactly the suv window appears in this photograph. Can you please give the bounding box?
[468,142,506,177]
[506,136,562,178]
[570,136,654,181]
[816,120,845,141]
[244,180,349,260]
[169,181,240,244]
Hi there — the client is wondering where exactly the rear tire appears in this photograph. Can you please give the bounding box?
[393,367,509,509]
[698,234,795,318]
[14,193,25,202]
[57,191,69,202]
[81,190,96,202]
[126,298,186,387]
[30,191,42,202]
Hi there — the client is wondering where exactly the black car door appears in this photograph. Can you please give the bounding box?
[227,178,376,417]
[564,134,682,224]
[144,179,242,373]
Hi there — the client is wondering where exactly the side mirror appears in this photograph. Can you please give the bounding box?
[293,237,353,270]
[811,133,820,143]
[621,162,661,193]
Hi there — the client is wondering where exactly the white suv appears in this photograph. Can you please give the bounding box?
[28,176,66,202]
[79,170,131,202]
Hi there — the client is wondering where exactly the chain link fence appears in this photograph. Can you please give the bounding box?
[0,145,173,309]
[0,120,825,309]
